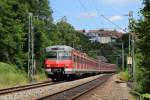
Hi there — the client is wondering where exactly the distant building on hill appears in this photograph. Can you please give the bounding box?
[76,29,123,44]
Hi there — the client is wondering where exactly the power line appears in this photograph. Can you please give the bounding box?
[78,0,100,28]
[91,0,127,33]
[101,15,127,32]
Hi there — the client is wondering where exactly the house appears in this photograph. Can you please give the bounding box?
[80,29,123,43]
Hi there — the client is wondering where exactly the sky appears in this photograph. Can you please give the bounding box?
[50,0,142,32]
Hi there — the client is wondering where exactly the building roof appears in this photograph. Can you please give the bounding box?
[76,29,86,33]
[87,29,123,38]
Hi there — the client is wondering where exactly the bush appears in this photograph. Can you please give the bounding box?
[118,71,129,81]
[142,94,150,99]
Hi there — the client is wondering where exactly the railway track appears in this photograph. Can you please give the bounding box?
[38,74,112,100]
[0,80,55,95]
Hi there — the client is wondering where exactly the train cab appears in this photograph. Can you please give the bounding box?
[44,45,73,79]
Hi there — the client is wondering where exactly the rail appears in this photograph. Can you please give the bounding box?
[38,74,112,100]
[0,80,54,95]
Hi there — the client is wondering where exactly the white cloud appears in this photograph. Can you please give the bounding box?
[109,15,123,21]
[77,12,98,19]
[102,0,138,5]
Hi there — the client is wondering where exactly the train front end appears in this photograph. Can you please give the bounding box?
[44,45,73,80]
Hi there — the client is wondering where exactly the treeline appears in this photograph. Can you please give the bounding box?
[133,0,150,94]
[0,0,93,70]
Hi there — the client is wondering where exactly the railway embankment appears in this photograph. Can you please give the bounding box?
[0,62,28,89]
[75,74,136,100]
[0,62,47,89]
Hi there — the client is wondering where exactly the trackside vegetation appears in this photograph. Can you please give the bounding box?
[118,71,129,81]
[0,62,28,88]
[34,69,48,81]
[0,62,48,88]
[132,0,150,97]
[135,0,150,92]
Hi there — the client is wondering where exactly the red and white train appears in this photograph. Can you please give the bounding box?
[44,45,116,80]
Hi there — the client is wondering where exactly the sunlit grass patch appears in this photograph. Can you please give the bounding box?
[0,62,28,89]
[35,70,48,81]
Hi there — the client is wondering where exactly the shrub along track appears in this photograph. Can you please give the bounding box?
[0,80,55,95]
[38,74,112,100]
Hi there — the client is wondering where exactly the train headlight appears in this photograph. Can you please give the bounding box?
[47,65,50,67]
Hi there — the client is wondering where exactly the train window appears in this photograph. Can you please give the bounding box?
[58,51,71,60]
[81,58,83,64]
[46,51,57,59]
[77,56,79,63]
[79,57,81,63]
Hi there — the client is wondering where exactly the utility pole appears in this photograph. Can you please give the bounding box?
[128,11,132,78]
[116,56,118,70]
[128,11,135,81]
[122,43,124,71]
[28,9,51,82]
[28,13,35,82]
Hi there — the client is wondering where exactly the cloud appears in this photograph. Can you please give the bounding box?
[77,12,98,19]
[109,15,123,21]
[102,0,138,5]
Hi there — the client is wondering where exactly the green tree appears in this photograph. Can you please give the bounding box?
[0,0,54,70]
[55,20,93,55]
[0,0,26,68]
[54,20,77,47]
[134,0,150,93]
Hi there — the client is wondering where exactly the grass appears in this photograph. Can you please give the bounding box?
[35,69,48,81]
[0,62,28,88]
[0,62,48,89]
[118,71,129,81]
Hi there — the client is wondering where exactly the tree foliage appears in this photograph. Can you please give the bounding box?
[0,0,54,69]
[0,0,26,68]
[134,0,150,93]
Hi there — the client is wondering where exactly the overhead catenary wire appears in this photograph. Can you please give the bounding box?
[78,0,100,28]
[91,0,127,33]
[101,15,127,33]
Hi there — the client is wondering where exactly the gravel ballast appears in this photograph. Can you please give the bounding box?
[0,74,104,100]
[75,74,136,100]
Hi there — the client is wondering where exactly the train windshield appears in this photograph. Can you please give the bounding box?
[58,51,71,60]
[46,51,71,60]
[46,51,57,60]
